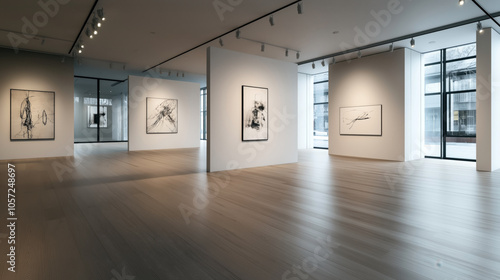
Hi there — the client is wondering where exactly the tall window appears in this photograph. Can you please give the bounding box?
[424,43,476,160]
[200,88,207,140]
[313,73,329,149]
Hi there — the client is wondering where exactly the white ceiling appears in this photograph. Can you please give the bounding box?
[1,0,499,76]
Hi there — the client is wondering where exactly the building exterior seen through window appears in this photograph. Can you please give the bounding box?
[200,88,207,140]
[313,73,329,149]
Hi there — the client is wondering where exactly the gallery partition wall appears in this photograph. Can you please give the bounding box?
[313,73,329,149]
[74,76,128,143]
[424,43,477,161]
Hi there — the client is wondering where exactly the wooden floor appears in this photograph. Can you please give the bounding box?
[1,143,500,280]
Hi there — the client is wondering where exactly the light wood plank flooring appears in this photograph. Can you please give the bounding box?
[1,143,499,280]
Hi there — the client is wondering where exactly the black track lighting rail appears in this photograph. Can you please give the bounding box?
[143,0,301,73]
[298,11,500,65]
[471,0,500,28]
[68,0,99,55]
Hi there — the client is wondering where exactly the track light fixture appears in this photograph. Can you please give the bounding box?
[410,38,415,48]
[269,15,275,26]
[357,50,362,59]
[182,73,185,78]
[477,21,484,33]
[296,52,300,59]
[390,43,394,52]
[321,60,325,67]
[332,57,336,64]
[177,72,179,77]
[297,1,303,14]
[236,29,241,39]
[312,62,315,69]
[261,43,265,52]
[85,28,93,39]
[459,0,465,6]
[219,37,224,47]
[285,49,289,57]
[97,8,105,21]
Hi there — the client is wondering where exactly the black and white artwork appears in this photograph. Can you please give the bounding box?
[88,106,108,128]
[340,105,382,136]
[146,98,178,134]
[242,86,268,141]
[10,89,55,141]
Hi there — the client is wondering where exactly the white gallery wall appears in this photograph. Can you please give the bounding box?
[0,48,74,160]
[476,28,500,172]
[128,75,200,151]
[207,47,298,172]
[329,48,421,161]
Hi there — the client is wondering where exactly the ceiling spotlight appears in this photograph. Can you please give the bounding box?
[332,57,336,64]
[219,37,224,47]
[41,38,45,45]
[297,1,303,14]
[459,0,465,6]
[97,8,105,21]
[182,73,185,78]
[85,28,92,38]
[78,49,82,54]
[312,62,316,69]
[236,29,241,39]
[97,22,102,28]
[296,52,300,59]
[285,49,289,57]
[269,15,275,26]
[261,43,265,52]
[390,43,394,52]
[410,38,415,48]
[357,50,362,59]
[321,60,325,67]
[477,21,484,33]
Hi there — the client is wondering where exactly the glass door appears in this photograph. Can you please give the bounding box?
[74,77,128,143]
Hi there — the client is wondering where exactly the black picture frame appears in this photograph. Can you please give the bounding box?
[10,89,55,141]
[242,85,269,142]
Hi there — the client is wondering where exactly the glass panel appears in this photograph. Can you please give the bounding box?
[313,104,328,149]
[314,82,328,103]
[423,51,440,65]
[424,95,441,157]
[313,73,328,83]
[446,44,476,60]
[446,137,476,160]
[446,92,476,137]
[424,64,441,94]
[74,77,98,143]
[99,80,128,142]
[446,58,476,92]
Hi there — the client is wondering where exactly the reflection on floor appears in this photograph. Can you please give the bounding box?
[0,143,499,280]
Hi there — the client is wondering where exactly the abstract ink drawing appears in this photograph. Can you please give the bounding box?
[146,98,178,134]
[339,105,382,136]
[242,86,268,141]
[11,89,55,141]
